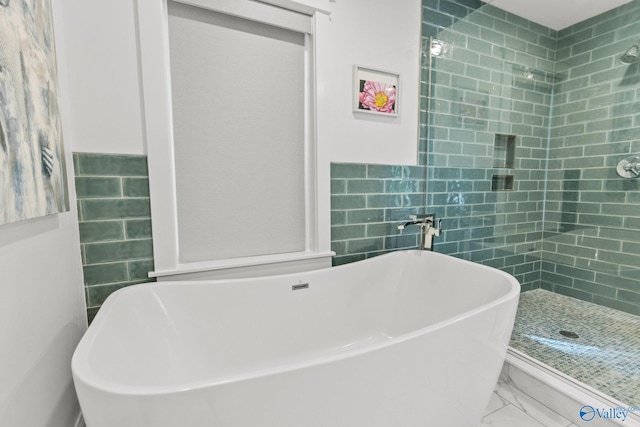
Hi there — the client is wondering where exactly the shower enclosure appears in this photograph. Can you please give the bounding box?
[420,0,640,407]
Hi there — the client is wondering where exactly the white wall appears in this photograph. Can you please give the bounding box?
[0,1,87,426]
[316,0,422,165]
[60,0,146,155]
[65,0,423,164]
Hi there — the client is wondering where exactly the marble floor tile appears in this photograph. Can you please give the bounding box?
[483,391,509,417]
[494,380,574,427]
[480,381,575,427]
[480,403,547,427]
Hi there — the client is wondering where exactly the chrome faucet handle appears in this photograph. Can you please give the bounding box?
[616,156,640,179]
[624,162,640,176]
[433,219,442,237]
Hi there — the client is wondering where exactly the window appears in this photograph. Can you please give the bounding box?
[137,0,332,279]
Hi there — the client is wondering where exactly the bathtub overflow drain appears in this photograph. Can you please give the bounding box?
[559,330,579,339]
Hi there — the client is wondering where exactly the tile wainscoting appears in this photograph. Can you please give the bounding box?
[73,153,156,322]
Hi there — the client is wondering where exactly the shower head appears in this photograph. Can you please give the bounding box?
[621,40,640,64]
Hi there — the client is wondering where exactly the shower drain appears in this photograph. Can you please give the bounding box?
[559,330,579,339]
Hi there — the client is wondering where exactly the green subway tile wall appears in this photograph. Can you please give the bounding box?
[424,0,640,313]
[331,164,427,265]
[422,0,554,291]
[543,1,640,315]
[74,153,155,322]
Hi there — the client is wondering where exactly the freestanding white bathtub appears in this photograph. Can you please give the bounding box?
[72,250,520,427]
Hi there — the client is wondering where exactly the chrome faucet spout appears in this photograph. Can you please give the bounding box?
[397,214,442,250]
[399,219,432,230]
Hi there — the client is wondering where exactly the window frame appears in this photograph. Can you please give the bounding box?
[136,0,333,279]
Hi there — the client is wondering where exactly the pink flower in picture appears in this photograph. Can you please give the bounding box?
[358,80,396,114]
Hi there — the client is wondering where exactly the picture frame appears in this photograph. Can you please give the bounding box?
[353,65,400,117]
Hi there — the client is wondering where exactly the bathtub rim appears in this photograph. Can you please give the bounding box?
[72,250,520,396]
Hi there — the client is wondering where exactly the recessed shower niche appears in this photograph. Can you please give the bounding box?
[491,134,516,191]
[491,174,514,191]
[493,134,516,169]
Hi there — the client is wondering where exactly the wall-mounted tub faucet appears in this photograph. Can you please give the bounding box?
[398,214,442,250]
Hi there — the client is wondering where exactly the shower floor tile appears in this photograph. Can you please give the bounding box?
[510,289,640,407]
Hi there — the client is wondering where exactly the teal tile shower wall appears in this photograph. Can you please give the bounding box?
[542,2,640,315]
[422,1,555,290]
[74,153,155,321]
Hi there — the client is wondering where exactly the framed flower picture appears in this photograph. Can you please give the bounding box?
[353,65,399,117]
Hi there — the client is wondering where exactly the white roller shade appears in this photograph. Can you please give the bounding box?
[168,1,307,262]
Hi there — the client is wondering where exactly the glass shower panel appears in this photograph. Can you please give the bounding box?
[422,7,555,291]
[422,0,640,315]
[421,0,640,407]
